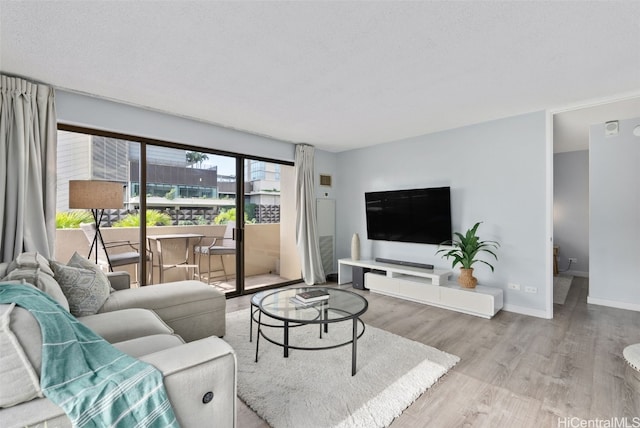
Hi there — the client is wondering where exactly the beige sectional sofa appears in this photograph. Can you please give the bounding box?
[0,253,236,428]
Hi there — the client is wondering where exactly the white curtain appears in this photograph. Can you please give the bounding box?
[0,75,57,261]
[295,144,326,285]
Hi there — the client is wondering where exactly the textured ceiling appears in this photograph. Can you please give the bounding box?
[1,1,639,152]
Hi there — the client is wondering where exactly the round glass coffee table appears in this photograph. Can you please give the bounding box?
[255,287,368,376]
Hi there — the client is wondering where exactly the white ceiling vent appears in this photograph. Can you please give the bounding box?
[605,120,619,136]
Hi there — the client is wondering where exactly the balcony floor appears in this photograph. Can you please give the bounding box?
[208,273,294,294]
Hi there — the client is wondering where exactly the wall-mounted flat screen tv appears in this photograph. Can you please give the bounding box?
[365,186,452,245]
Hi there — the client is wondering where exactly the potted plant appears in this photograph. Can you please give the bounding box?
[436,222,499,288]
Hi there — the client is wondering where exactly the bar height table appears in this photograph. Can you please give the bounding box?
[147,233,204,283]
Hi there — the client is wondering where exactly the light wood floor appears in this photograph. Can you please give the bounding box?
[226,277,640,427]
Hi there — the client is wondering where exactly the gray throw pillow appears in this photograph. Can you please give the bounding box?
[50,261,110,317]
[67,252,114,292]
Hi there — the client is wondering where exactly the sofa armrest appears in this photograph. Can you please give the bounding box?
[106,271,131,290]
[140,337,237,428]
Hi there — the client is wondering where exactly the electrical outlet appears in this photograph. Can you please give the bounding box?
[525,286,537,293]
[568,258,578,264]
[508,283,521,291]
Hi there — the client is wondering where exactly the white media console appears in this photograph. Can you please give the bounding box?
[338,258,503,319]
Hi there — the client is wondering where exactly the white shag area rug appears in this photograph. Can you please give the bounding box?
[553,275,574,305]
[225,309,459,428]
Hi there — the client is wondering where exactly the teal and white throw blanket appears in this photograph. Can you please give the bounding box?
[0,283,179,427]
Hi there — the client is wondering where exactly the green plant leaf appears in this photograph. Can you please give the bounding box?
[113,210,171,227]
[435,221,499,271]
[56,210,94,229]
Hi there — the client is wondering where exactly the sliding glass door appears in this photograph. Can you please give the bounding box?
[140,146,239,292]
[242,158,299,292]
[56,125,301,295]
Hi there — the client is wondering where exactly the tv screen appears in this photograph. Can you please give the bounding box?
[365,186,452,245]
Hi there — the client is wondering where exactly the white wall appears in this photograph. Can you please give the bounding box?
[553,150,589,276]
[57,90,552,314]
[589,116,640,310]
[56,90,296,163]
[334,111,549,315]
[314,149,338,201]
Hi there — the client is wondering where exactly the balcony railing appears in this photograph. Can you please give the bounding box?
[55,223,293,290]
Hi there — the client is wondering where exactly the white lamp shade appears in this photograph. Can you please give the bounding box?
[69,180,123,209]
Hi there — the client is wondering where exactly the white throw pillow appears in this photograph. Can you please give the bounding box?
[7,252,55,277]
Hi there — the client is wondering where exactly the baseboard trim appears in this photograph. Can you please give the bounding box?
[502,304,551,319]
[587,296,640,312]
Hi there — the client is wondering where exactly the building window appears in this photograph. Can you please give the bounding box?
[250,160,266,181]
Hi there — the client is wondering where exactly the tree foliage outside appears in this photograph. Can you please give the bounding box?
[244,203,257,222]
[186,151,209,169]
[56,211,93,229]
[165,187,176,200]
[113,210,172,227]
[214,208,254,225]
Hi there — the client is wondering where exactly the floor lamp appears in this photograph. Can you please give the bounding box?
[69,180,124,264]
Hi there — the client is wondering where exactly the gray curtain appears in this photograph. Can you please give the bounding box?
[0,75,57,261]
[295,144,326,284]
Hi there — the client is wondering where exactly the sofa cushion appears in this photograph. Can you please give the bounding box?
[79,308,173,344]
[0,302,43,408]
[100,280,226,341]
[113,334,184,358]
[2,268,69,311]
[50,261,110,317]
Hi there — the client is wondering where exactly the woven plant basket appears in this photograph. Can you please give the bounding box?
[458,268,478,288]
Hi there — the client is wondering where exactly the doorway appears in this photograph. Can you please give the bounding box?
[551,96,640,309]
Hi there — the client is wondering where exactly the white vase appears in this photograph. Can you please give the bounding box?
[351,233,361,261]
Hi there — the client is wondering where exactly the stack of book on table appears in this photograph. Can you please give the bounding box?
[294,289,330,304]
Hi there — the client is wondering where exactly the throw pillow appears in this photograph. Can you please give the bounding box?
[0,262,8,278]
[67,252,114,292]
[50,261,110,317]
[7,252,55,277]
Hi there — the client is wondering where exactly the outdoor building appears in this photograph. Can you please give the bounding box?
[57,133,283,224]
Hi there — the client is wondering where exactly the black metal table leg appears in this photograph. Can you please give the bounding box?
[352,317,358,376]
[284,320,289,358]
[319,303,324,338]
[324,305,329,334]
[255,310,262,362]
[249,305,254,342]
